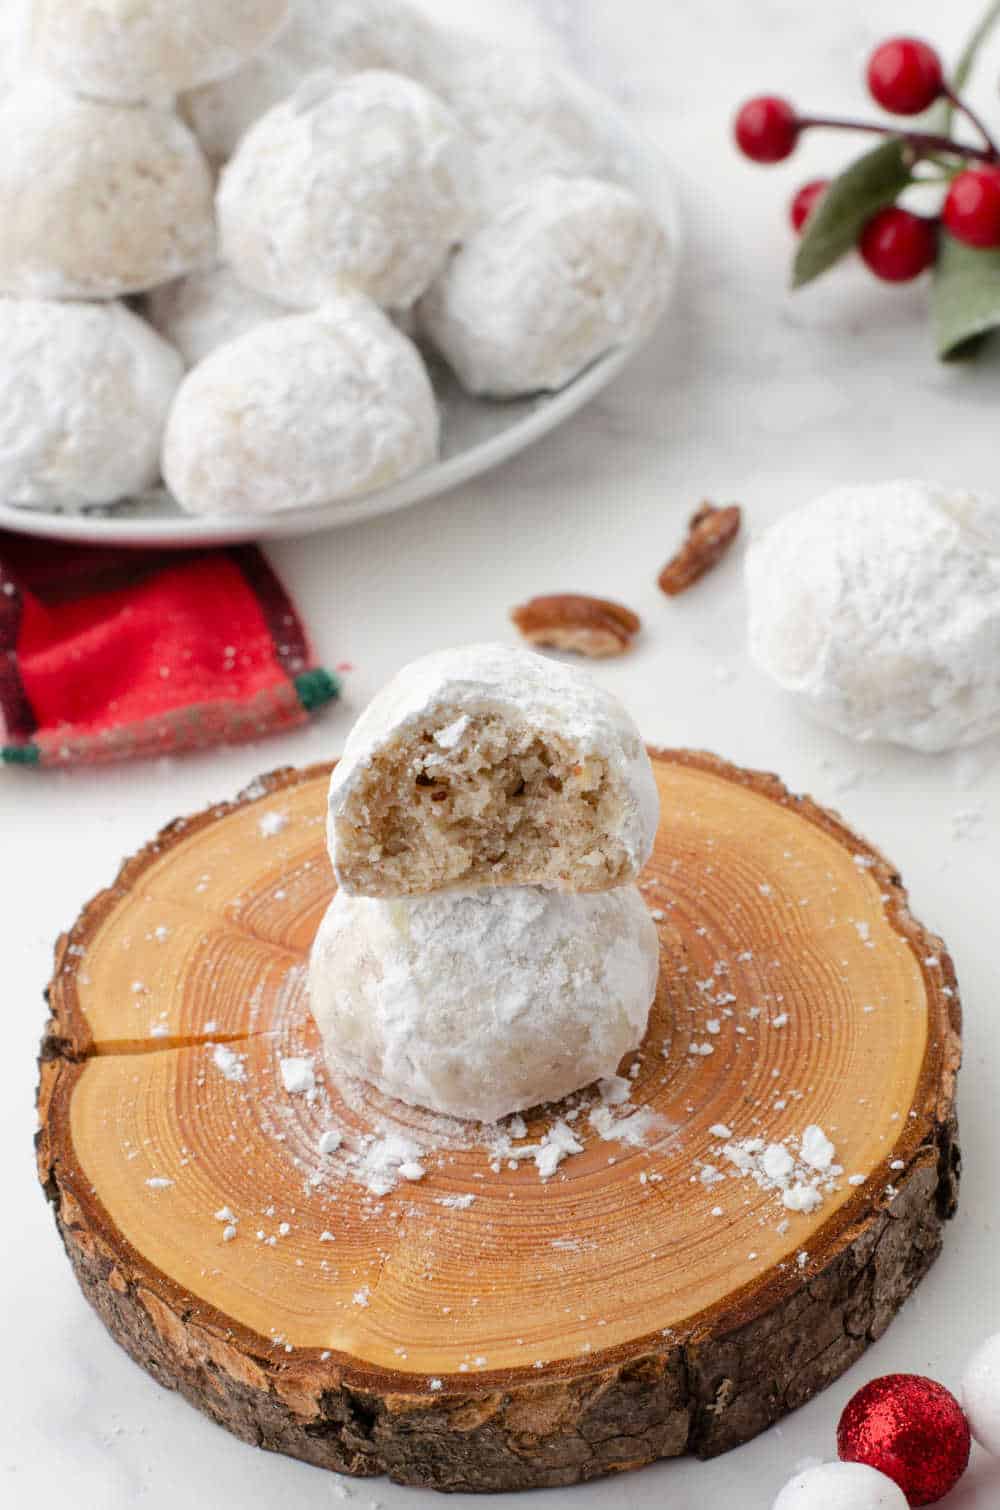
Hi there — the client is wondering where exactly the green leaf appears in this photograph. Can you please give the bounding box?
[792,139,911,288]
[932,230,1000,359]
[931,0,1000,134]
[952,0,1000,101]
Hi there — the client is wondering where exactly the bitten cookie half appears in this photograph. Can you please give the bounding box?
[327,643,660,897]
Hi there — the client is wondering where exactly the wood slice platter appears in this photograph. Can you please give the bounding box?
[37,751,961,1493]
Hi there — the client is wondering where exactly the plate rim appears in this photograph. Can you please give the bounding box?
[0,93,681,550]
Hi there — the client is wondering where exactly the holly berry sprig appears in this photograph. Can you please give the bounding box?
[732,9,1000,360]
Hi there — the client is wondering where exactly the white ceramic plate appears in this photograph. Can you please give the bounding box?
[0,92,680,549]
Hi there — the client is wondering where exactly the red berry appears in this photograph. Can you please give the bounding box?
[867,37,944,115]
[733,96,799,163]
[859,206,937,281]
[838,1374,971,1506]
[789,179,829,233]
[942,167,1000,248]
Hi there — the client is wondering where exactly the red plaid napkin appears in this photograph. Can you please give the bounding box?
[0,534,338,768]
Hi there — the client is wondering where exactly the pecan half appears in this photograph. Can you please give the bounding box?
[658,502,742,596]
[510,594,640,658]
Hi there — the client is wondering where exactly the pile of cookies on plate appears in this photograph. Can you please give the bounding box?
[0,0,673,518]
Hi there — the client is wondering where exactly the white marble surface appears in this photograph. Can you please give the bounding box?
[4,1,1000,1505]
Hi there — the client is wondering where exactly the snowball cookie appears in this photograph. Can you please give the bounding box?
[218,69,471,310]
[433,42,614,221]
[746,480,1000,753]
[30,0,291,104]
[328,642,659,898]
[0,299,182,510]
[162,296,438,516]
[184,0,437,165]
[0,79,215,300]
[418,175,672,398]
[309,884,659,1122]
[773,1461,908,1510]
[962,1331,1000,1454]
[145,264,286,368]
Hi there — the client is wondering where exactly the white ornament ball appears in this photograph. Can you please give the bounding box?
[773,1461,909,1510]
[0,79,215,300]
[746,480,1000,753]
[184,0,436,164]
[30,0,292,104]
[162,296,438,517]
[419,174,672,398]
[433,42,614,221]
[962,1330,1000,1454]
[309,884,659,1123]
[218,69,471,311]
[0,298,182,510]
[146,264,285,368]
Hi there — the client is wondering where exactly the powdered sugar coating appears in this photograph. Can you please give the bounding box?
[162,296,438,517]
[218,69,472,310]
[145,264,286,368]
[431,41,614,222]
[418,175,672,397]
[327,642,660,886]
[0,79,215,300]
[31,0,291,104]
[309,884,659,1122]
[184,0,437,164]
[746,480,1000,752]
[0,298,182,509]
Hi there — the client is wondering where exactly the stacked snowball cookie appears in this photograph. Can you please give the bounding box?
[309,644,661,1124]
[0,0,673,518]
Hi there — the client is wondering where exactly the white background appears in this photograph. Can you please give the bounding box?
[4,1,1000,1506]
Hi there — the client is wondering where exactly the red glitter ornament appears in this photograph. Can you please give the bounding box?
[837,1374,971,1506]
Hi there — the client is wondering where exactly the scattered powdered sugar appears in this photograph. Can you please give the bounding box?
[435,1193,476,1210]
[799,1124,836,1171]
[211,1043,247,1082]
[258,810,289,838]
[598,1075,631,1107]
[355,1134,426,1197]
[214,1208,239,1242]
[145,1176,174,1190]
[589,1104,665,1148]
[712,1125,843,1217]
[279,1055,316,1095]
[533,1120,583,1180]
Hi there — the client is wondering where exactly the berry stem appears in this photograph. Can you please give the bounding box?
[941,84,1000,157]
[797,113,999,162]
